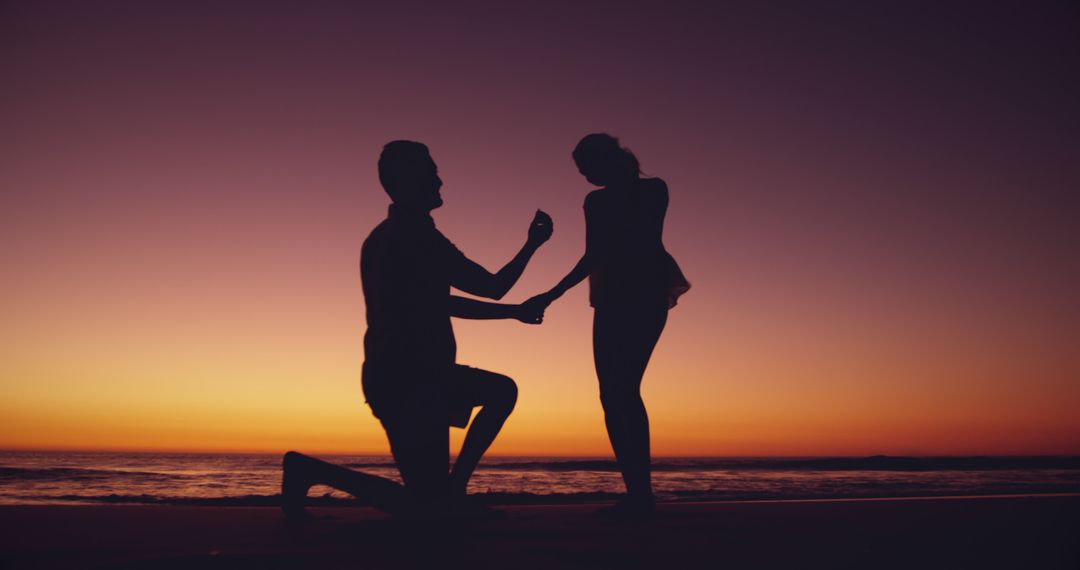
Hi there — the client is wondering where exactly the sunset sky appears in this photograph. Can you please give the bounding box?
[2,1,1078,456]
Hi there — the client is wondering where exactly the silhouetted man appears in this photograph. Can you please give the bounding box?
[282,140,551,517]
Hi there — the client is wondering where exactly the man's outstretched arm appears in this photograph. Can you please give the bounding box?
[451,210,553,300]
[449,295,543,323]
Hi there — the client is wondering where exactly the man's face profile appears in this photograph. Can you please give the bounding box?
[415,156,444,210]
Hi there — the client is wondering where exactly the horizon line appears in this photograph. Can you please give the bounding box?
[3,447,1080,459]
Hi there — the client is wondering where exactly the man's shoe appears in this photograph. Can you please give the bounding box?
[281,451,312,519]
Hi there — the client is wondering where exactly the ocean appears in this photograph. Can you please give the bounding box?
[1,452,1078,506]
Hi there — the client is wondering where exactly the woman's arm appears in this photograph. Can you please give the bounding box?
[544,252,593,301]
[521,254,590,313]
[526,194,600,307]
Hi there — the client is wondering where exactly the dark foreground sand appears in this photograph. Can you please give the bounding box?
[2,495,1078,569]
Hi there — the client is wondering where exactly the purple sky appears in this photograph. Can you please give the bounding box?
[2,1,1079,454]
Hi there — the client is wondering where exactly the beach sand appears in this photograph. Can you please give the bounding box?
[2,495,1077,569]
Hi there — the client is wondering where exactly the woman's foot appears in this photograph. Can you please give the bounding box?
[598,494,656,519]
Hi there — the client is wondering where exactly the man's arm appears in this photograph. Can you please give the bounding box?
[451,210,553,300]
[449,295,543,323]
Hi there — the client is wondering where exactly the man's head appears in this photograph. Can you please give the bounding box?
[377,140,443,211]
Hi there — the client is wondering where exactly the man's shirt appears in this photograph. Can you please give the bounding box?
[361,205,471,375]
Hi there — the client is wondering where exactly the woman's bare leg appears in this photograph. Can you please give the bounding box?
[593,304,667,501]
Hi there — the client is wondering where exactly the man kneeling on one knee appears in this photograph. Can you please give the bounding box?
[282,140,552,516]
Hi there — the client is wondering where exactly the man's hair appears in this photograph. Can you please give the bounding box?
[378,140,430,197]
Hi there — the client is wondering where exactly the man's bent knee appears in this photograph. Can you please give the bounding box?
[488,374,518,413]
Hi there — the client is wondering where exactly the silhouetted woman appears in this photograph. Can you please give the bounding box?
[528,133,688,515]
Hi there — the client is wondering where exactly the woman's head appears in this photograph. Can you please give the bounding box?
[572,133,641,187]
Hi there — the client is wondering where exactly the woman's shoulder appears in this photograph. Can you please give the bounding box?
[640,178,669,208]
[640,177,668,192]
[583,188,606,209]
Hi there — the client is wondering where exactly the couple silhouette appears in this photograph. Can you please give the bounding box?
[282,134,689,519]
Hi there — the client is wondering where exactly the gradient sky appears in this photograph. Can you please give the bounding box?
[2,1,1079,456]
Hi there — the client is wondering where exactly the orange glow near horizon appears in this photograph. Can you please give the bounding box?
[2,2,1079,457]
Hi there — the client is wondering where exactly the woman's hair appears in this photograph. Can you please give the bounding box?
[572,133,641,184]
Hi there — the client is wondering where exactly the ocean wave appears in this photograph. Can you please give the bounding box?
[474,456,1080,472]
[14,486,1080,507]
[8,456,1080,476]
[722,456,1080,472]
[0,466,189,482]
[3,453,1079,507]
